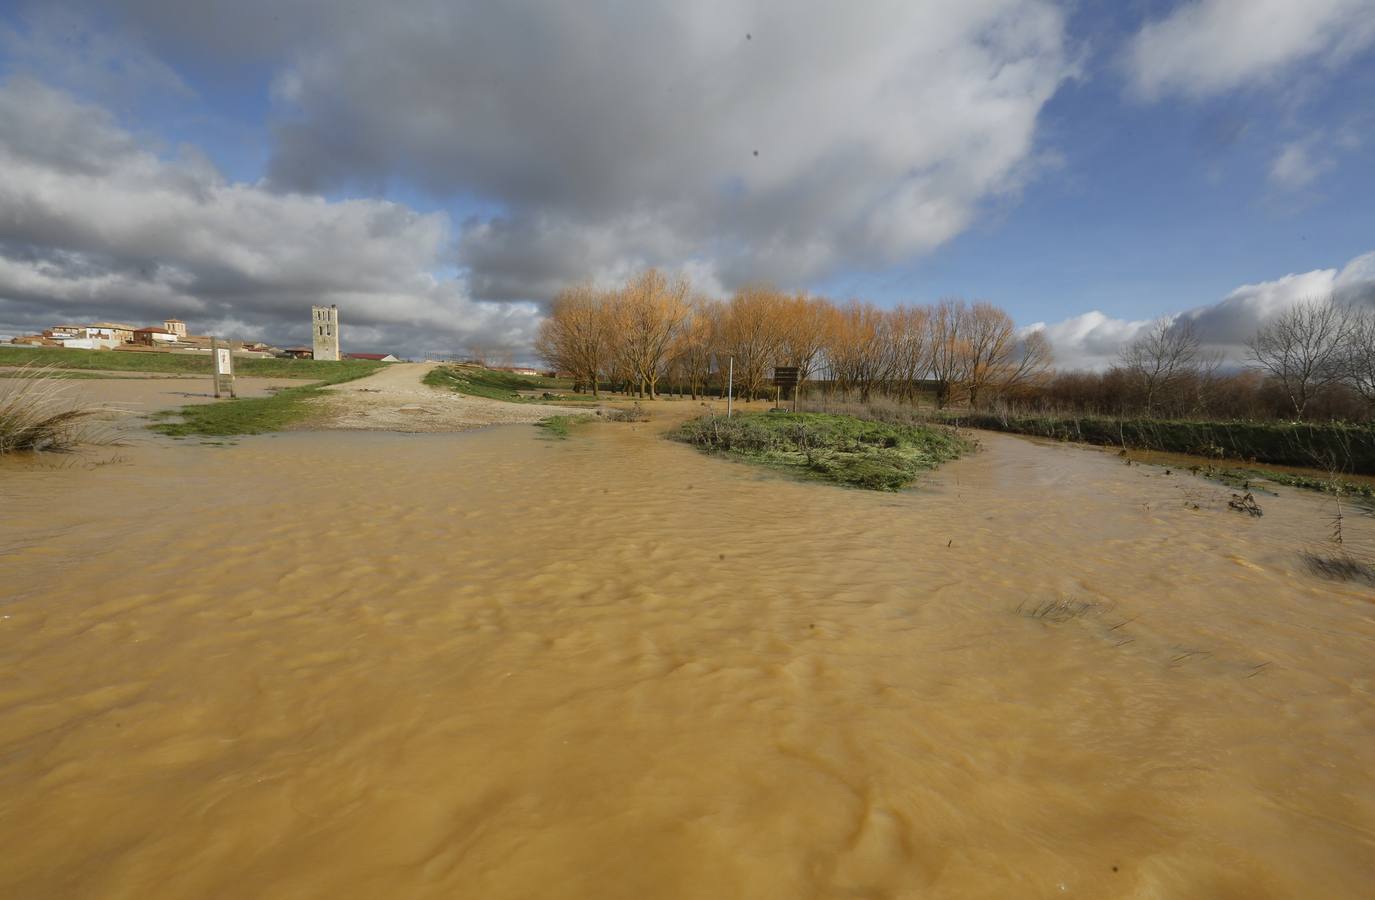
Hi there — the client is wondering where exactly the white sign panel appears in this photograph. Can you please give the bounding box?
[215,348,232,375]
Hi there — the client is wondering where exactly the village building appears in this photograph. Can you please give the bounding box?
[343,352,399,362]
[282,346,315,359]
[132,326,180,346]
[88,323,138,343]
[162,318,188,337]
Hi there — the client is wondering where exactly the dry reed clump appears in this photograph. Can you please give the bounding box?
[0,367,107,453]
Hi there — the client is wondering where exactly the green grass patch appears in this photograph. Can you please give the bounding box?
[535,414,595,439]
[0,346,387,380]
[1181,463,1375,501]
[670,412,970,490]
[424,365,595,403]
[148,365,382,437]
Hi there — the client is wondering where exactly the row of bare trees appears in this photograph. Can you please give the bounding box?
[536,271,1053,407]
[1021,296,1375,421]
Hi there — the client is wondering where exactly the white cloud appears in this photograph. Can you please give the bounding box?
[1268,140,1331,190]
[0,78,540,358]
[215,0,1075,299]
[1126,0,1375,100]
[1036,250,1375,370]
[1026,311,1154,370]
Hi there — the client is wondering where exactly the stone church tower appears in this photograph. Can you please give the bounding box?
[312,305,340,360]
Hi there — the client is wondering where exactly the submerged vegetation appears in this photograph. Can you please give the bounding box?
[534,414,594,439]
[670,412,970,491]
[149,365,382,437]
[0,368,106,452]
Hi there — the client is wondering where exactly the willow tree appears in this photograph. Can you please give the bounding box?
[716,286,787,401]
[672,297,719,399]
[535,283,613,398]
[827,300,890,402]
[927,298,971,408]
[887,304,931,403]
[963,302,1024,409]
[776,293,832,397]
[617,269,691,399]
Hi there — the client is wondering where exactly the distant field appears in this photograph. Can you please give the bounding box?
[0,346,386,379]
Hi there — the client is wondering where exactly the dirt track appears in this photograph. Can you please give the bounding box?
[314,362,588,432]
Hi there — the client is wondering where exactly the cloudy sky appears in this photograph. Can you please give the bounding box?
[0,0,1372,364]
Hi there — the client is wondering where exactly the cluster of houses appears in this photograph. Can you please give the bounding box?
[8,313,398,362]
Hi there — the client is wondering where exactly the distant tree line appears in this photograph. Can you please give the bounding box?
[536,270,1053,406]
[1021,297,1375,422]
[538,274,1375,423]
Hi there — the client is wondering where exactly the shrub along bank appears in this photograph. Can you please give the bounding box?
[670,412,970,491]
[939,412,1375,474]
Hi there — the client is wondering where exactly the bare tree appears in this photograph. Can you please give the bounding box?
[963,302,1021,409]
[827,301,890,402]
[1245,297,1353,419]
[777,293,831,397]
[716,286,788,402]
[887,305,932,403]
[1118,317,1205,415]
[998,329,1054,401]
[1345,305,1375,410]
[535,283,613,398]
[671,297,719,399]
[927,298,970,408]
[618,269,691,398]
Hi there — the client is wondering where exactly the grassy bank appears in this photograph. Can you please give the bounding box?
[424,365,595,402]
[149,364,383,437]
[670,412,970,490]
[0,346,386,380]
[939,411,1375,474]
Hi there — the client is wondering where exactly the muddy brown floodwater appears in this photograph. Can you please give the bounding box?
[2,412,1374,898]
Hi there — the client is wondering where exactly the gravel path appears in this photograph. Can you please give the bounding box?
[313,363,589,432]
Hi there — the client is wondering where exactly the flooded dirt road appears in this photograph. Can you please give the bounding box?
[2,417,1373,898]
[315,362,583,432]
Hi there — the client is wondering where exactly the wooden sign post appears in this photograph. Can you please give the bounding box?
[772,365,801,412]
[211,338,236,399]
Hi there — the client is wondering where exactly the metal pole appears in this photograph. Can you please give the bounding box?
[727,356,734,418]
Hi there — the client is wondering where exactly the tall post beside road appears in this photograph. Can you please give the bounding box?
[727,356,734,418]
